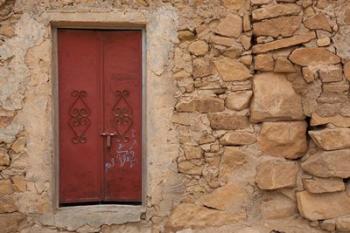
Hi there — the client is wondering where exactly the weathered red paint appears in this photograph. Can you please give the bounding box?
[58,29,142,205]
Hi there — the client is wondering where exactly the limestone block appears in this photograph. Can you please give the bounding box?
[251,0,272,5]
[0,179,13,196]
[317,37,331,47]
[214,14,242,38]
[252,4,301,21]
[178,30,195,41]
[253,16,302,37]
[302,67,316,83]
[309,128,350,151]
[250,73,304,122]
[176,97,225,113]
[304,14,332,32]
[0,213,25,233]
[260,195,297,219]
[344,61,350,81]
[214,57,251,81]
[252,32,315,54]
[188,40,209,56]
[320,219,336,232]
[225,91,253,111]
[254,54,274,71]
[208,113,249,130]
[289,48,341,66]
[210,35,242,49]
[274,56,295,73]
[11,176,26,192]
[193,58,211,78]
[167,203,246,228]
[319,65,343,83]
[199,183,248,211]
[183,145,203,160]
[220,131,256,146]
[0,196,17,213]
[178,160,203,175]
[255,160,299,190]
[296,191,350,220]
[302,177,345,194]
[220,147,247,177]
[301,150,350,178]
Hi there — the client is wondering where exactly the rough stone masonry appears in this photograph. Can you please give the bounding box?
[1,0,350,232]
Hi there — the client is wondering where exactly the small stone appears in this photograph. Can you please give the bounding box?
[310,112,350,128]
[319,65,343,83]
[0,197,17,213]
[225,91,253,111]
[304,14,332,32]
[178,30,195,41]
[302,67,316,83]
[214,57,251,81]
[199,183,248,211]
[317,37,331,47]
[11,176,26,192]
[240,35,251,50]
[178,161,203,175]
[11,136,26,153]
[309,128,350,151]
[261,195,296,219]
[251,0,271,5]
[0,22,15,38]
[289,48,341,66]
[320,219,336,232]
[344,61,350,81]
[183,145,203,160]
[252,32,316,54]
[210,35,242,48]
[220,131,256,145]
[243,14,251,32]
[336,216,350,232]
[254,54,274,71]
[193,58,212,78]
[220,147,247,177]
[301,149,350,178]
[195,97,225,113]
[214,14,242,38]
[223,0,247,10]
[296,191,350,220]
[250,73,304,122]
[188,40,209,56]
[258,121,308,159]
[167,203,246,229]
[256,160,299,190]
[239,55,252,66]
[0,213,25,233]
[208,113,249,130]
[0,148,10,167]
[253,16,302,38]
[274,56,295,73]
[303,177,345,194]
[0,180,13,197]
[252,4,301,21]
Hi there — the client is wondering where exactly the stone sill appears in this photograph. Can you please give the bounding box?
[38,205,146,230]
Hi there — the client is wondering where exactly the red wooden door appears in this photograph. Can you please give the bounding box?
[58,29,142,205]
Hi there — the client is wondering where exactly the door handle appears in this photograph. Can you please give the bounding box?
[100,132,116,149]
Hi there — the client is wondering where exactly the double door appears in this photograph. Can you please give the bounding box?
[58,29,142,205]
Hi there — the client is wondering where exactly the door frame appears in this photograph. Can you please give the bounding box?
[51,24,147,210]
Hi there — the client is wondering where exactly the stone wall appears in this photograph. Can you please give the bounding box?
[1,0,350,233]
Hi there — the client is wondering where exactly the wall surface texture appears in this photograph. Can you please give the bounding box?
[1,0,350,232]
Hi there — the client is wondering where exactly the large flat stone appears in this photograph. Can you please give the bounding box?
[220,131,256,145]
[214,14,242,38]
[214,57,251,81]
[309,128,350,151]
[252,3,301,21]
[252,32,315,54]
[289,48,341,66]
[258,121,307,159]
[208,113,249,130]
[301,150,350,178]
[167,203,246,229]
[250,73,304,122]
[302,177,345,194]
[253,15,302,37]
[297,191,350,220]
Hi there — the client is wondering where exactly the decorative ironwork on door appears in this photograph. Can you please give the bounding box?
[68,90,91,144]
[112,89,133,143]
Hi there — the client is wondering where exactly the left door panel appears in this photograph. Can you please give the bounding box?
[58,29,103,204]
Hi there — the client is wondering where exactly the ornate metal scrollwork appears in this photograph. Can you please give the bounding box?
[68,90,91,144]
[112,90,133,143]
